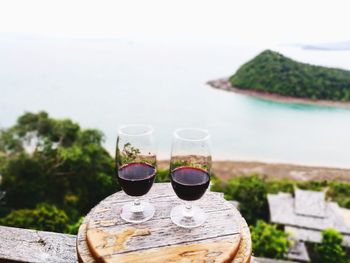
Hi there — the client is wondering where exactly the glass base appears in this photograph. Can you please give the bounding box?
[120,201,155,223]
[170,204,207,228]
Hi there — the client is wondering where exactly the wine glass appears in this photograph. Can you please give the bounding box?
[170,128,212,228]
[116,124,157,223]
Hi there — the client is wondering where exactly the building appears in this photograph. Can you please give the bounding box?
[268,188,350,261]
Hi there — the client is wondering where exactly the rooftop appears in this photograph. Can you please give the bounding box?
[268,188,350,245]
[294,188,326,218]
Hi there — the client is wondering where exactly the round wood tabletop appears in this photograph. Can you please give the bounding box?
[77,183,252,263]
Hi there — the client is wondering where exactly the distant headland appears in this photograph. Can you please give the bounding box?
[208,50,350,108]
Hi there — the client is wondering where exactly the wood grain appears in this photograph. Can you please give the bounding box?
[102,235,241,263]
[77,183,252,263]
[233,217,252,263]
[0,225,77,263]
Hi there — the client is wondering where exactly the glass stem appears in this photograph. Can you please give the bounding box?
[183,202,194,218]
[132,198,143,213]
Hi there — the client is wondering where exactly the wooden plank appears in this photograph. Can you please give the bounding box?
[0,226,77,263]
[102,236,241,263]
[86,208,240,255]
[0,184,251,263]
[0,225,252,263]
[77,183,252,262]
[85,195,234,229]
[232,217,252,263]
[77,218,95,263]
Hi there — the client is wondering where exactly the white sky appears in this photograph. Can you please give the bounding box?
[0,0,349,44]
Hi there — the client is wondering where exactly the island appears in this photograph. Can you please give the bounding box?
[208,50,350,106]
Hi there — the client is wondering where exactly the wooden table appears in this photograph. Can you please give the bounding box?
[77,183,252,263]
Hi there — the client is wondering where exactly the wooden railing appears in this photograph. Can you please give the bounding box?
[0,226,294,263]
[0,226,76,262]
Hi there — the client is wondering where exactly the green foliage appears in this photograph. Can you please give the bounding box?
[250,220,291,259]
[116,142,141,165]
[0,203,69,233]
[0,111,120,233]
[266,178,328,195]
[265,179,294,194]
[155,168,170,183]
[230,50,350,101]
[211,174,269,224]
[211,174,350,261]
[316,229,347,263]
[67,216,84,234]
[296,180,328,191]
[0,129,24,154]
[170,160,210,172]
[211,174,350,225]
[328,181,350,209]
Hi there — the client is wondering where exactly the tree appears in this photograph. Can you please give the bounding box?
[0,203,69,233]
[0,112,120,230]
[67,216,84,234]
[328,182,350,209]
[230,50,350,101]
[211,175,269,224]
[250,220,291,259]
[316,229,347,263]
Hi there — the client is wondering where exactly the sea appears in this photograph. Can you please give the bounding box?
[1,35,350,168]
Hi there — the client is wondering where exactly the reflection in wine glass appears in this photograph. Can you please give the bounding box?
[169,128,212,228]
[115,125,157,223]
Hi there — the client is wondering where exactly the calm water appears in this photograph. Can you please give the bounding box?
[1,36,350,168]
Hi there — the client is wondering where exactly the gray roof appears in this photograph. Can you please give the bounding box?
[285,226,350,247]
[287,241,310,262]
[294,189,326,218]
[268,191,350,235]
[228,200,239,209]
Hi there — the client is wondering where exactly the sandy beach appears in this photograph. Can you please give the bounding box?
[158,160,350,183]
[207,78,350,109]
[193,78,350,182]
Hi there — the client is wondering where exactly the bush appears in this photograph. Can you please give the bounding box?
[0,203,69,233]
[67,216,84,234]
[212,174,350,226]
[212,175,350,261]
[316,229,347,263]
[0,111,120,228]
[211,174,269,224]
[328,182,350,209]
[156,168,170,183]
[297,180,328,191]
[265,179,294,194]
[250,220,291,259]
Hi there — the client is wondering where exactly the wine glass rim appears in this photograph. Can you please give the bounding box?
[118,124,154,136]
[173,128,210,142]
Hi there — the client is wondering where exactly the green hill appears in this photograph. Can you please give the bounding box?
[229,50,350,101]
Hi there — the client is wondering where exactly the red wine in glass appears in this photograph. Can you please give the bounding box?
[116,124,156,223]
[171,166,210,201]
[118,162,156,196]
[170,128,212,228]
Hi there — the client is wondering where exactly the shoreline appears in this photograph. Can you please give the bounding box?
[207,78,350,109]
[158,160,350,183]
